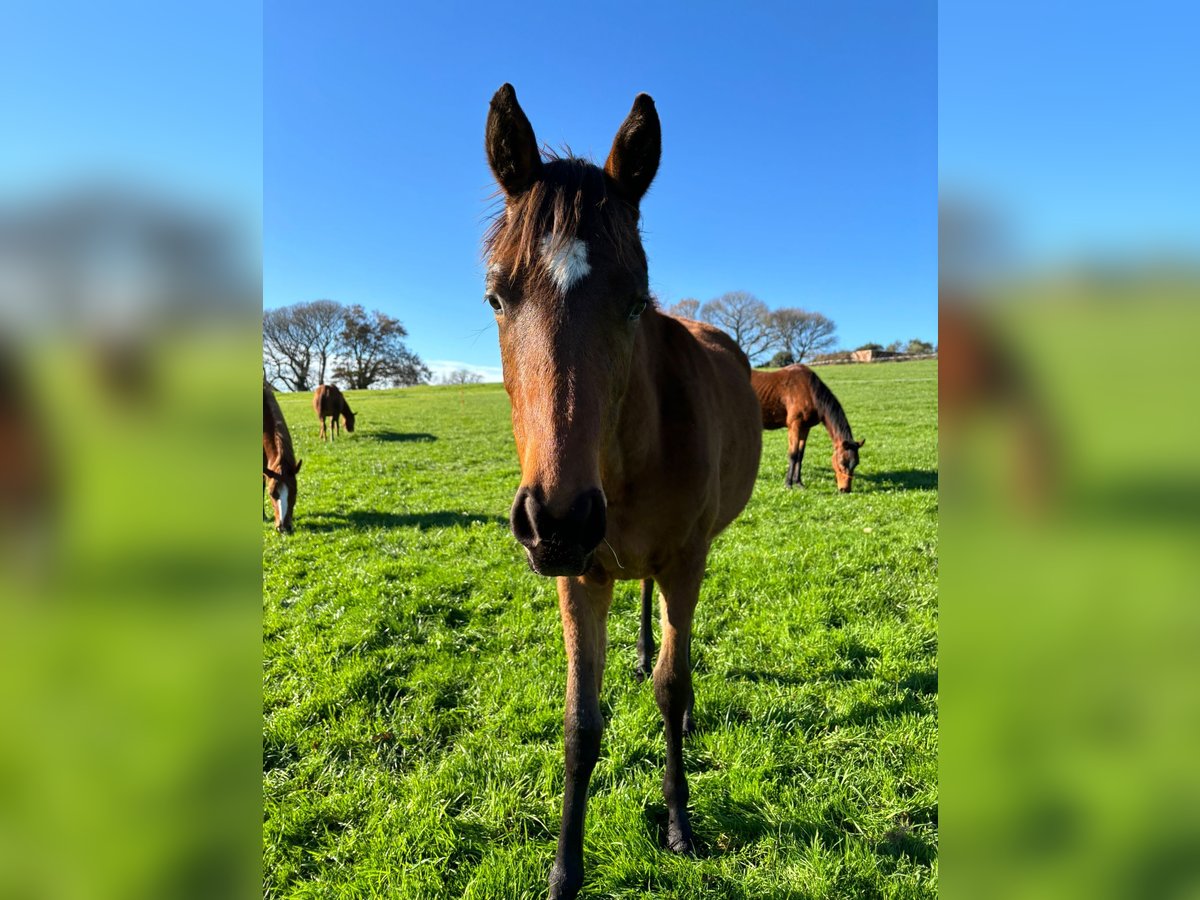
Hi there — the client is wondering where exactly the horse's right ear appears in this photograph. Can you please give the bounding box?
[856,438,866,449]
[294,459,303,475]
[486,83,541,198]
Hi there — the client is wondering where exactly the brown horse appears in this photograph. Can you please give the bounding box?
[484,84,761,899]
[263,382,302,533]
[313,383,355,441]
[751,364,865,492]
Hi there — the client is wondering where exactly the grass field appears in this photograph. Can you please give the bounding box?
[263,359,938,899]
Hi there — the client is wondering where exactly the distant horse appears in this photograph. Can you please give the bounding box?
[0,347,56,570]
[751,364,865,492]
[313,383,356,441]
[264,382,302,533]
[484,84,761,899]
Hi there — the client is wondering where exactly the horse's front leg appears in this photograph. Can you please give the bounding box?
[654,556,704,854]
[549,575,613,900]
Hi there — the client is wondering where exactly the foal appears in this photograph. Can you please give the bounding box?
[313,383,356,441]
[263,382,302,533]
[751,364,865,492]
[485,84,761,899]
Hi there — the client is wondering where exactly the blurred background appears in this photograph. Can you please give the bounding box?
[0,3,261,898]
[940,2,1200,897]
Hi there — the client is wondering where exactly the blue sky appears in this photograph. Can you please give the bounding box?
[265,1,937,379]
[940,1,1199,269]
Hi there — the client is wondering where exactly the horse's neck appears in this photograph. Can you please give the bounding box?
[609,314,666,473]
[816,397,852,447]
[268,429,293,468]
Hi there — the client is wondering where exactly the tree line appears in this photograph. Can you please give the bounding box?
[663,291,838,366]
[263,300,431,391]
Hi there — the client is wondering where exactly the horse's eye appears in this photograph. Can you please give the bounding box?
[628,297,648,320]
[485,293,504,313]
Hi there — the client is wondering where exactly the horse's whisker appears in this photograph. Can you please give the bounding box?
[603,538,624,569]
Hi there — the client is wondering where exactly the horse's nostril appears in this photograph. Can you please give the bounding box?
[510,486,606,554]
[510,487,538,547]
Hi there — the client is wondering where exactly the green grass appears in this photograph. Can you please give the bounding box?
[263,359,938,899]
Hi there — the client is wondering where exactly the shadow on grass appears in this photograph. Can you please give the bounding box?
[860,468,939,491]
[303,510,507,532]
[366,430,437,443]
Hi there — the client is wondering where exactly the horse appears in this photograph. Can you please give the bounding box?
[750,364,865,492]
[484,84,762,899]
[313,383,356,441]
[263,381,302,533]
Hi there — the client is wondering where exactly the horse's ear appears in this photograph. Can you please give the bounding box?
[486,83,542,198]
[856,438,866,449]
[604,93,661,208]
[294,459,303,475]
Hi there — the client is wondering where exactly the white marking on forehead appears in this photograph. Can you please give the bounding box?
[539,234,590,293]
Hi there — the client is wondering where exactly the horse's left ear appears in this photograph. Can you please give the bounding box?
[856,438,866,449]
[294,458,303,474]
[605,93,661,208]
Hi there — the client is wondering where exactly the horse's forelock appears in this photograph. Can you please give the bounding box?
[484,156,641,278]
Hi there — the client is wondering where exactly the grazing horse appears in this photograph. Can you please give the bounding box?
[263,382,302,533]
[313,383,356,441]
[484,84,761,899]
[750,364,865,492]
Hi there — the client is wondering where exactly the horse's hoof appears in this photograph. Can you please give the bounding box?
[548,859,583,900]
[667,822,695,855]
[634,663,651,683]
[682,713,697,737]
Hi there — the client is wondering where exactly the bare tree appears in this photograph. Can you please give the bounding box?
[333,305,431,389]
[296,299,345,386]
[664,297,700,319]
[765,308,838,363]
[441,368,483,386]
[700,291,773,363]
[263,306,314,391]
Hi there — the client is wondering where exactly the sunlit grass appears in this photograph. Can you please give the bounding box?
[263,360,937,898]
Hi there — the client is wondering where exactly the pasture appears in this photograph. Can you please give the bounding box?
[263,359,938,899]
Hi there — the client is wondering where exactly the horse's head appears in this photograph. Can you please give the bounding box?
[264,458,302,533]
[342,407,356,433]
[833,438,865,493]
[484,84,660,577]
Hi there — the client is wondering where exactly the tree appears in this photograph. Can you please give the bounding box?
[906,338,934,355]
[856,342,884,352]
[333,305,431,389]
[765,308,837,363]
[263,306,315,392]
[441,368,483,386]
[263,300,349,390]
[295,299,346,386]
[664,297,700,319]
[885,340,903,354]
[766,350,795,368]
[699,291,773,363]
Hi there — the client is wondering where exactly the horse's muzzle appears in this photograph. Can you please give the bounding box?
[510,486,606,578]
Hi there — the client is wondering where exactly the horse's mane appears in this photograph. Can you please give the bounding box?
[804,367,854,444]
[483,152,643,274]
